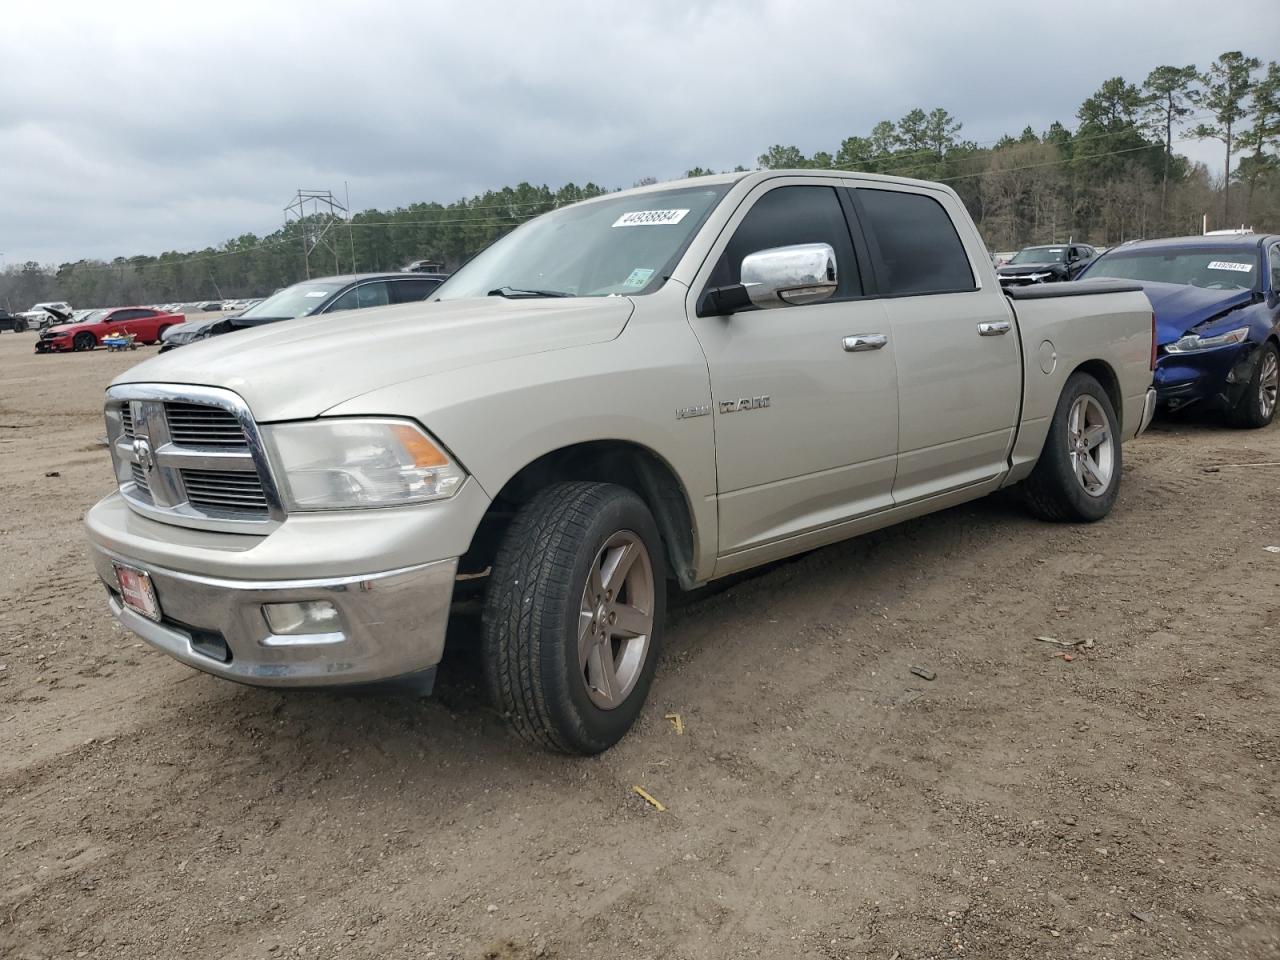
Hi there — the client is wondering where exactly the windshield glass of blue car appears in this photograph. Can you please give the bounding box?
[435,185,731,300]
[1009,246,1067,264]
[235,280,348,325]
[1087,249,1258,289]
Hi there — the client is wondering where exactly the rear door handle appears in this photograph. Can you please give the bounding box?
[843,334,888,352]
[978,320,1012,336]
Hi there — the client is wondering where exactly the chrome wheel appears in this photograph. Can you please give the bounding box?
[1259,350,1278,419]
[578,530,654,710]
[1067,394,1114,497]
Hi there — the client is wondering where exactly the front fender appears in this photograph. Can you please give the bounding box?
[322,305,720,582]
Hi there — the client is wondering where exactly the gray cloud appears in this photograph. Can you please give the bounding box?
[1,0,1273,265]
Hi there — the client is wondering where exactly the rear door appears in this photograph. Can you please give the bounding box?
[685,178,898,558]
[850,184,1021,503]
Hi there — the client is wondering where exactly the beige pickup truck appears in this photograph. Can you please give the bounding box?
[86,170,1156,753]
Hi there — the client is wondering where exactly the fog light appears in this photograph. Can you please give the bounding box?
[263,600,340,636]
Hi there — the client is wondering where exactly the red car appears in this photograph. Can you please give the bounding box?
[35,307,185,353]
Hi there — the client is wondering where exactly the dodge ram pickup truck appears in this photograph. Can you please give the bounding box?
[86,170,1156,754]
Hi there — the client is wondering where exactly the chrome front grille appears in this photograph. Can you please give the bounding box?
[129,460,150,495]
[105,385,283,532]
[164,402,247,446]
[180,468,270,514]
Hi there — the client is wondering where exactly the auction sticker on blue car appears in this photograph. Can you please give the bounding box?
[613,209,689,227]
[1208,261,1253,273]
[114,563,162,621]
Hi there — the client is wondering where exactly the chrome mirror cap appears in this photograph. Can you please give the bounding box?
[741,243,838,309]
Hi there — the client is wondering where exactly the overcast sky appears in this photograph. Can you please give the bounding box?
[2,0,1275,266]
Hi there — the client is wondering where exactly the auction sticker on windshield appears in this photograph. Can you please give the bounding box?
[613,209,690,227]
[1208,261,1253,273]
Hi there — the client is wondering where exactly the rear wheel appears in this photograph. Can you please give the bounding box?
[1023,372,1121,522]
[482,481,666,754]
[1227,341,1279,429]
[73,332,96,352]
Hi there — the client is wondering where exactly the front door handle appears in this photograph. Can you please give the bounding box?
[978,320,1012,336]
[843,333,888,352]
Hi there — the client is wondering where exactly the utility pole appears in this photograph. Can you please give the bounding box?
[284,189,349,279]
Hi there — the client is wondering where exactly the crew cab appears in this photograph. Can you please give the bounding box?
[998,244,1097,285]
[85,171,1155,754]
[1079,233,1280,427]
[37,306,185,353]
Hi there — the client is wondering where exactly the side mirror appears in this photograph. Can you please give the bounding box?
[741,243,838,309]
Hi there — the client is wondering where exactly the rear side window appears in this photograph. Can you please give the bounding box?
[710,185,861,298]
[389,278,443,303]
[856,188,976,296]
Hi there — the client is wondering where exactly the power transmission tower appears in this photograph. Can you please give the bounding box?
[284,189,349,279]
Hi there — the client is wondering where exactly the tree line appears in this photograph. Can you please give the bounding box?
[2,51,1277,311]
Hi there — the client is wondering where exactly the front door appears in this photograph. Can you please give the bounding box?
[686,180,899,558]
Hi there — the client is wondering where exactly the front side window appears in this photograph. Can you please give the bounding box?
[1085,247,1260,289]
[857,189,976,295]
[436,184,730,300]
[708,185,861,297]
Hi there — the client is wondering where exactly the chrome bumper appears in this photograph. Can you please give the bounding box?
[91,546,457,688]
[1136,386,1157,437]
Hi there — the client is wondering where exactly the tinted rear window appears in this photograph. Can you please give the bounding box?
[856,189,976,295]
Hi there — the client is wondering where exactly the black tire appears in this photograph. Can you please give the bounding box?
[1023,372,1121,523]
[73,332,96,352]
[1226,341,1279,429]
[482,481,666,754]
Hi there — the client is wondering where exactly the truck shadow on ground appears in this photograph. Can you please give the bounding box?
[205,483,1039,776]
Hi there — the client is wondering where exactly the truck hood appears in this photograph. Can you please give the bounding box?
[111,296,636,420]
[998,262,1065,276]
[1130,281,1255,344]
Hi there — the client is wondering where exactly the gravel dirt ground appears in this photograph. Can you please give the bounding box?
[1,331,1277,960]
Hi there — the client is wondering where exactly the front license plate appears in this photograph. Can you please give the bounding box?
[114,563,162,622]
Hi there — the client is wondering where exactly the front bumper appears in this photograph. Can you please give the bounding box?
[1154,342,1256,412]
[84,483,491,688]
[35,338,70,353]
[91,546,458,687]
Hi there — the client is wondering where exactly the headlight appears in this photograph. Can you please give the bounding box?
[1163,326,1250,354]
[262,418,466,510]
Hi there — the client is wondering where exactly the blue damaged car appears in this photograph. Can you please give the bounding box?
[1079,234,1280,428]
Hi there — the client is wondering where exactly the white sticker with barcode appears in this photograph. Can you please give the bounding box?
[1207,260,1253,273]
[612,209,690,227]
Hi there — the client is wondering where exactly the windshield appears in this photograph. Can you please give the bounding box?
[78,310,105,324]
[235,280,347,324]
[1086,247,1259,289]
[1010,246,1067,264]
[436,184,731,300]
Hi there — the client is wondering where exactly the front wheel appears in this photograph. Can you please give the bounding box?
[1227,341,1279,429]
[1022,372,1121,522]
[482,481,666,754]
[73,332,96,352]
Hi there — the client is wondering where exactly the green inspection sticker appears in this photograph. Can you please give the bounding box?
[623,268,656,288]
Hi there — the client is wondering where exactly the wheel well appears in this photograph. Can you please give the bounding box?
[1072,359,1122,431]
[462,441,698,589]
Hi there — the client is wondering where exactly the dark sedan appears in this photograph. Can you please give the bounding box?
[998,243,1097,285]
[160,272,448,352]
[1079,234,1280,427]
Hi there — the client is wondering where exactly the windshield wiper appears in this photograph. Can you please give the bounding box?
[487,286,573,298]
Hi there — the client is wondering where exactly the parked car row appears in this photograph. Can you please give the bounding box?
[28,274,450,356]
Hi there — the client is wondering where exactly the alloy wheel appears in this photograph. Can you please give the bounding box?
[577,530,654,710]
[1067,394,1114,497]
